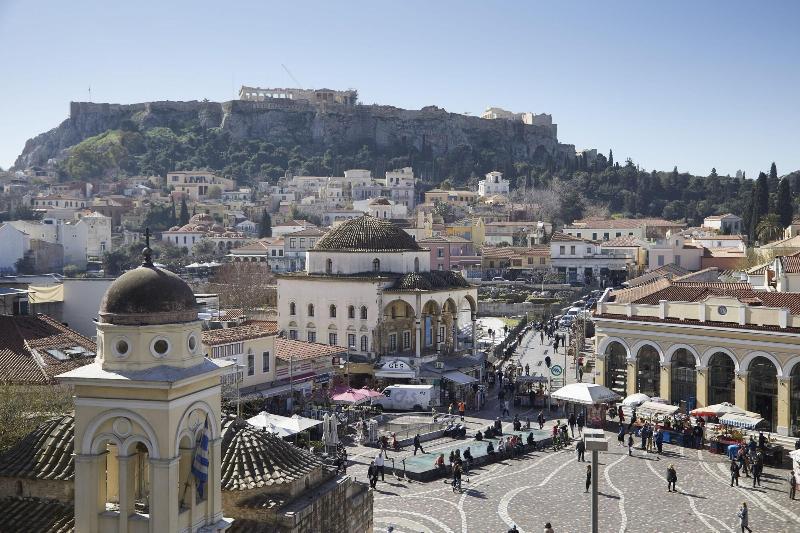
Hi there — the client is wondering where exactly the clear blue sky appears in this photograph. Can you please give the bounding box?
[1,0,798,178]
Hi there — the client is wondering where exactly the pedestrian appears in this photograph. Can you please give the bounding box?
[576,438,586,462]
[568,413,576,438]
[368,460,378,488]
[503,399,511,418]
[435,453,446,473]
[375,451,385,482]
[458,400,466,421]
[525,363,530,376]
[538,411,545,430]
[576,413,585,436]
[789,470,797,500]
[738,447,750,477]
[544,522,554,533]
[667,464,677,492]
[618,405,625,425]
[730,459,741,487]
[627,433,634,456]
[448,402,454,416]
[737,502,752,533]
[413,433,425,455]
[617,426,625,446]
[655,428,664,454]
[752,455,763,488]
[585,464,592,493]
[508,525,519,533]
[540,330,544,344]
[578,366,584,382]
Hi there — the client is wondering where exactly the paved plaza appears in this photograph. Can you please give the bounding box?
[344,329,800,533]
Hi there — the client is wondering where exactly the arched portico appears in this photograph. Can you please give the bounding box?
[378,299,417,356]
[747,355,779,431]
[602,340,628,396]
[635,343,661,397]
[705,350,737,406]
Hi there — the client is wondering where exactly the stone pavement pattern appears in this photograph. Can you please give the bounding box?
[358,431,800,533]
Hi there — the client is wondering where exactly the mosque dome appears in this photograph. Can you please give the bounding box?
[312,215,421,252]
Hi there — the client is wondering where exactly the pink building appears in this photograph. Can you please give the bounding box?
[417,235,480,272]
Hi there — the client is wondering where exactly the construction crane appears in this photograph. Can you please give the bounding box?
[281,64,303,88]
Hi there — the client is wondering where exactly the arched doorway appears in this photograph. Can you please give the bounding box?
[791,364,800,437]
[636,345,660,397]
[671,349,696,405]
[747,356,778,431]
[604,342,627,396]
[708,352,735,405]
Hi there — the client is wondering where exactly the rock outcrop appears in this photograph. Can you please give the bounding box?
[15,99,576,170]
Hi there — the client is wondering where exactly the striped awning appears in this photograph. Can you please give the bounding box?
[719,413,764,429]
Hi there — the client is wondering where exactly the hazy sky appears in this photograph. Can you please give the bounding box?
[1,0,798,177]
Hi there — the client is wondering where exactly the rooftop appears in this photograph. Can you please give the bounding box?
[202,321,278,346]
[312,215,422,252]
[275,338,346,362]
[0,314,95,385]
[567,218,683,229]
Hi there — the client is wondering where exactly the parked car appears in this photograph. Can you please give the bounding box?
[491,276,505,282]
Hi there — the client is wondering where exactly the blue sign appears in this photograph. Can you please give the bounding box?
[550,365,563,376]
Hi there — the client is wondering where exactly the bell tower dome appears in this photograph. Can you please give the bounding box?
[58,231,233,533]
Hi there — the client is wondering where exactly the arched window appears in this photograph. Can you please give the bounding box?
[326,258,333,274]
[360,335,368,352]
[360,306,368,320]
[289,302,296,316]
[373,258,381,272]
[391,305,397,320]
[308,304,315,317]
[348,305,355,319]
[414,257,420,273]
[329,304,337,318]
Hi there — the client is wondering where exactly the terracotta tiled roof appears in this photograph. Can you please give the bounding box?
[602,236,645,247]
[779,255,800,274]
[596,313,800,334]
[0,314,96,385]
[550,231,597,243]
[568,218,682,229]
[202,321,278,346]
[313,215,421,252]
[628,285,800,314]
[220,414,323,491]
[0,497,74,533]
[0,414,74,480]
[623,264,689,287]
[746,262,771,275]
[609,278,671,304]
[275,338,346,362]
[672,267,724,283]
[284,227,326,237]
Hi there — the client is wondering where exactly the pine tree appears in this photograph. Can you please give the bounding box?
[259,210,272,238]
[179,197,190,225]
[709,167,718,178]
[768,162,779,195]
[776,177,793,228]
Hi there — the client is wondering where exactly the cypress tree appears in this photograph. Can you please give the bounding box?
[170,197,177,226]
[777,177,793,228]
[179,197,190,225]
[259,210,272,238]
[608,149,614,167]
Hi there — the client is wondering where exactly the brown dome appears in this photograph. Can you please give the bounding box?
[99,264,197,325]
[313,215,421,252]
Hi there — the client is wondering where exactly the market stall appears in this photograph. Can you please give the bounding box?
[513,374,549,408]
[552,383,622,429]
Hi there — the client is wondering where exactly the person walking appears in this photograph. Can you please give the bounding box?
[538,411,545,430]
[576,413,585,436]
[752,453,763,488]
[375,451,385,482]
[617,426,625,446]
[655,428,664,454]
[578,366,584,382]
[367,461,378,489]
[543,523,554,533]
[413,433,425,455]
[627,433,634,456]
[737,447,750,477]
[568,413,576,438]
[458,400,466,421]
[585,465,592,493]
[730,459,741,487]
[576,438,586,462]
[789,470,797,500]
[667,464,677,492]
[503,399,511,418]
[540,330,544,344]
[737,502,752,533]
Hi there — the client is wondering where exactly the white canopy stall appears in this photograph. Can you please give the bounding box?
[552,383,622,429]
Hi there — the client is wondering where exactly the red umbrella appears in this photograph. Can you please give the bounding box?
[331,389,368,404]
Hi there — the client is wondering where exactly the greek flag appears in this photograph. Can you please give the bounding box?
[191,417,210,497]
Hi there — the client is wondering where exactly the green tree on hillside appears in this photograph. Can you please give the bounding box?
[259,210,272,238]
[756,213,782,243]
[776,177,793,228]
[179,197,190,225]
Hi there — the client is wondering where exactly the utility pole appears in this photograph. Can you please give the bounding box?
[584,429,608,533]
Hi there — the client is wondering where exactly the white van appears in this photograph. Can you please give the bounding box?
[373,384,436,412]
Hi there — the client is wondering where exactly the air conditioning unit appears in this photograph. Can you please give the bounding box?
[435,361,444,369]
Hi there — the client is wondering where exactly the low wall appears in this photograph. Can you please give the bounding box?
[478,300,558,318]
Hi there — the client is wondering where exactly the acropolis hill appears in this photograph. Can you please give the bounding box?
[15,90,576,171]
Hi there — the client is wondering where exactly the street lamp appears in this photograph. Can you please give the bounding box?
[339,345,356,388]
[584,428,608,533]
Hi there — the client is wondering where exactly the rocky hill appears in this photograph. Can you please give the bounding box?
[15,99,576,182]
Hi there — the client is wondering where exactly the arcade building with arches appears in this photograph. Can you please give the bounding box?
[276,215,480,385]
[594,283,800,436]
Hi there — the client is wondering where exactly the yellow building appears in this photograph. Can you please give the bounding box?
[446,217,485,247]
[594,282,800,436]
